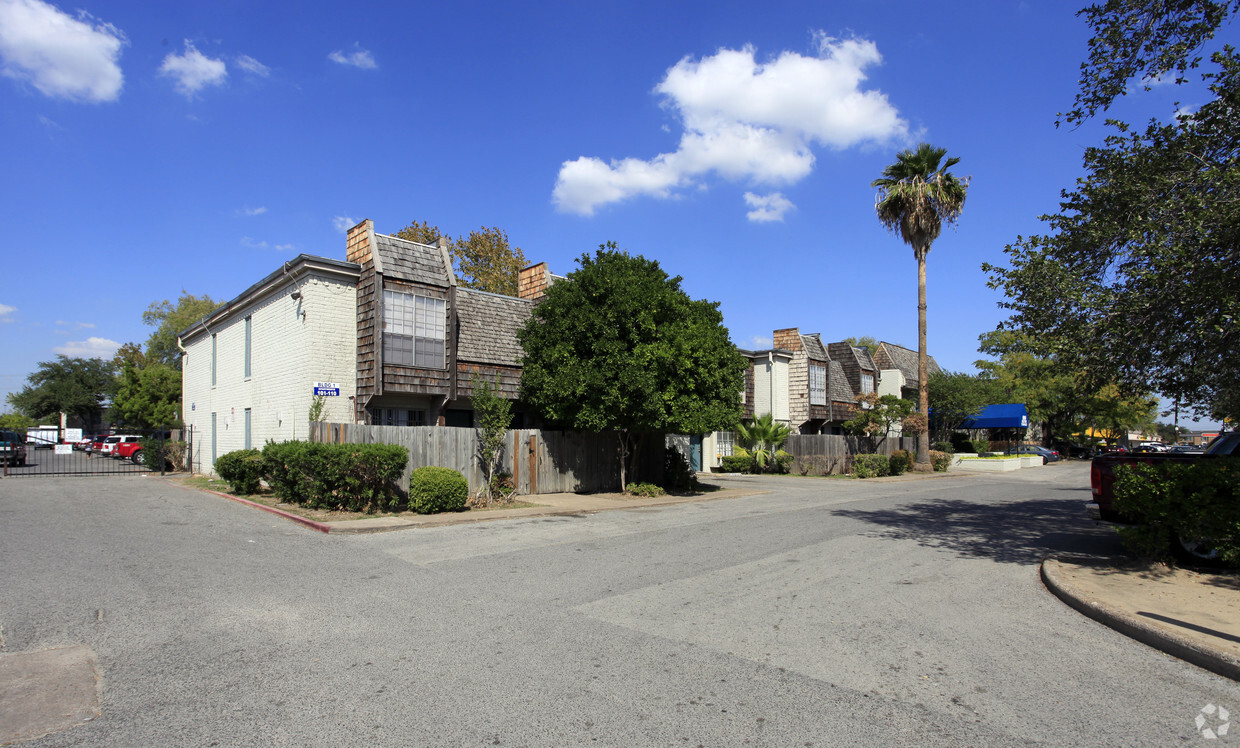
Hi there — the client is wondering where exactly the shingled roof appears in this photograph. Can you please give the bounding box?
[827,360,854,404]
[374,233,453,286]
[876,341,941,381]
[800,333,828,361]
[456,288,533,366]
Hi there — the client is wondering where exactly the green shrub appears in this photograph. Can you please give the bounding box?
[889,449,913,475]
[932,441,955,454]
[664,447,700,492]
[409,466,468,514]
[260,440,408,512]
[720,450,753,473]
[852,453,890,479]
[769,449,794,474]
[214,449,265,494]
[1113,458,1240,566]
[971,438,991,454]
[139,438,187,471]
[626,481,665,497]
[930,450,953,472]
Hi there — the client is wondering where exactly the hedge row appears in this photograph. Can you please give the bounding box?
[261,441,408,513]
[213,441,421,514]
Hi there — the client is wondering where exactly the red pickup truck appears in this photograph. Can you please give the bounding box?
[1090,432,1240,522]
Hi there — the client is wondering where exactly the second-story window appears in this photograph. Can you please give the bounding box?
[383,290,445,368]
[244,316,252,379]
[809,364,826,405]
[861,372,875,394]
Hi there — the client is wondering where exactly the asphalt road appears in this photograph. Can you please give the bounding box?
[0,464,1234,746]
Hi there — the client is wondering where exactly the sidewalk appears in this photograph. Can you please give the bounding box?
[1042,555,1240,681]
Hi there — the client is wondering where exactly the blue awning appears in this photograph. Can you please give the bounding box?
[960,403,1029,429]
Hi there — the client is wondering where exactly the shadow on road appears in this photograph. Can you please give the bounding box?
[833,497,1126,565]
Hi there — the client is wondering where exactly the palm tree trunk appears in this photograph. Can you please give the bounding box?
[916,252,931,468]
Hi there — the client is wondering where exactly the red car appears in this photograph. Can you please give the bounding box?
[87,434,112,454]
[109,436,144,463]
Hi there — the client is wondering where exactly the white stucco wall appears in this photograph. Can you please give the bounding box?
[181,270,356,474]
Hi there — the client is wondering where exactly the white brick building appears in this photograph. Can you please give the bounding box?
[179,256,360,473]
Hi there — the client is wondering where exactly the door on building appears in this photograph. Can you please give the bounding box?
[689,435,702,472]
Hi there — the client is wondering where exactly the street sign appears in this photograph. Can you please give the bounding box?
[313,382,340,396]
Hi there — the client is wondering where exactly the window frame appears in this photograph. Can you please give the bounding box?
[382,289,446,369]
[809,363,826,406]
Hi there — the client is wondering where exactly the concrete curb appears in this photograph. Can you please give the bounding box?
[197,488,332,534]
[1040,557,1240,682]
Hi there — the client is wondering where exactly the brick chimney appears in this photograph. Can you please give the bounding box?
[772,328,803,351]
[518,262,553,301]
[346,219,374,265]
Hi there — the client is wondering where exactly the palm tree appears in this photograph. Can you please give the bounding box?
[737,413,793,472]
[872,143,968,468]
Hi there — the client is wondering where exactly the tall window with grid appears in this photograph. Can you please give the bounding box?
[383,290,445,368]
[809,364,826,406]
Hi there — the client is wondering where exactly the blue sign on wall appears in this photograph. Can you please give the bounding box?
[313,381,340,397]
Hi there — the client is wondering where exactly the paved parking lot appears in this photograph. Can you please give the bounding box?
[1,466,1234,746]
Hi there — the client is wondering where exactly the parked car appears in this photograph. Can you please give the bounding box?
[1131,442,1167,453]
[75,434,98,451]
[87,434,113,454]
[111,436,145,464]
[1169,444,1204,454]
[0,429,27,467]
[1005,445,1061,464]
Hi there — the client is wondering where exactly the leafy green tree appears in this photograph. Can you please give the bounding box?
[472,376,514,504]
[453,227,528,296]
[518,244,748,490]
[873,143,969,468]
[113,361,182,428]
[927,371,1004,444]
[1060,0,1239,126]
[393,219,445,246]
[6,356,115,430]
[843,336,879,358]
[0,413,36,430]
[737,413,793,472]
[987,49,1240,423]
[843,393,915,448]
[143,291,219,367]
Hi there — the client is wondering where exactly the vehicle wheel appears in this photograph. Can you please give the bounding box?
[131,451,143,466]
[1172,532,1226,567]
[1042,456,1048,465]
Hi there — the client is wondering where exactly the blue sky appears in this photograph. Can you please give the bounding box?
[0,0,1231,428]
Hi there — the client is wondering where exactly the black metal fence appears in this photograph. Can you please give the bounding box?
[1,428,188,478]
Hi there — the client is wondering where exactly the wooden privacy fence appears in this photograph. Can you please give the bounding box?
[781,434,918,474]
[309,423,661,496]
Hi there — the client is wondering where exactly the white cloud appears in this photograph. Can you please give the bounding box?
[0,0,125,103]
[159,40,226,97]
[235,54,268,77]
[747,335,773,350]
[333,215,358,233]
[553,33,908,217]
[54,319,95,329]
[241,236,294,252]
[328,45,376,69]
[239,206,267,216]
[54,336,120,358]
[0,302,15,321]
[744,191,794,222]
